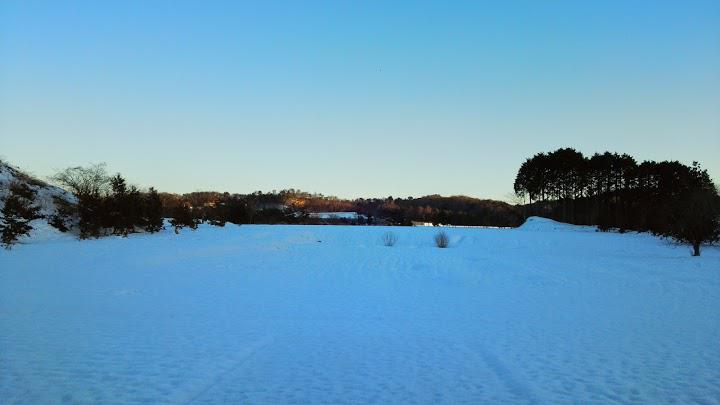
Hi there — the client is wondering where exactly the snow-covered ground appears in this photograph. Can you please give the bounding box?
[1,219,719,403]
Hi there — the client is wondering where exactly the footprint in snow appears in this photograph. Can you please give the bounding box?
[111,289,141,297]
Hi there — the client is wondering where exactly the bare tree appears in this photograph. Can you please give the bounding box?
[52,163,110,197]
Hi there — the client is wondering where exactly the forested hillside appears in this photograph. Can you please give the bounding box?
[514,148,720,255]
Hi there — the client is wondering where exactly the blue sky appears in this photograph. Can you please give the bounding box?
[1,1,718,200]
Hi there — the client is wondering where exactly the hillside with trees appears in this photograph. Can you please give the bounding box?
[514,148,720,255]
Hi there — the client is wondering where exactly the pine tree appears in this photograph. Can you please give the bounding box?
[108,174,143,237]
[124,185,142,234]
[143,187,164,233]
[109,174,129,236]
[169,204,197,234]
[1,182,41,248]
[668,164,720,256]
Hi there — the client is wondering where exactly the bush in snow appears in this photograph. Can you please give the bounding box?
[434,231,449,248]
[382,231,397,247]
[1,182,41,248]
[48,195,76,233]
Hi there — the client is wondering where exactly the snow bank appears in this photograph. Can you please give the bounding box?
[17,219,75,244]
[518,216,598,232]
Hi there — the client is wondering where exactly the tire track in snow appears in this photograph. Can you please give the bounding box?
[183,336,275,404]
[461,340,541,404]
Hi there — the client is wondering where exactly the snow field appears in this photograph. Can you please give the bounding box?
[1,219,719,403]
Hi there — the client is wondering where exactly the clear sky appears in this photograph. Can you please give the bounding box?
[1,1,719,200]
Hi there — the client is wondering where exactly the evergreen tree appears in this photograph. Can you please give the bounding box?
[1,182,41,248]
[169,204,197,234]
[108,173,128,235]
[77,194,105,239]
[143,187,164,233]
[108,174,143,237]
[667,164,720,256]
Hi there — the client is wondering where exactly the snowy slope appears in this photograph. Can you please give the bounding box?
[1,221,719,403]
[0,162,76,241]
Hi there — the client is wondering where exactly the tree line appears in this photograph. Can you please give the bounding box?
[154,191,524,228]
[0,161,527,247]
[514,148,720,255]
[355,195,522,227]
[52,164,164,239]
[3,155,717,256]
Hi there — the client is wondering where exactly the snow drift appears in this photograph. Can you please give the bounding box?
[518,216,597,232]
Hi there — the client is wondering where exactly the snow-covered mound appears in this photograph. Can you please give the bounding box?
[0,162,74,215]
[0,161,76,241]
[518,216,598,232]
[1,224,718,403]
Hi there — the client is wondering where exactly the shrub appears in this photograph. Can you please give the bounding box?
[48,196,76,232]
[1,182,41,248]
[434,230,449,248]
[381,231,397,247]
